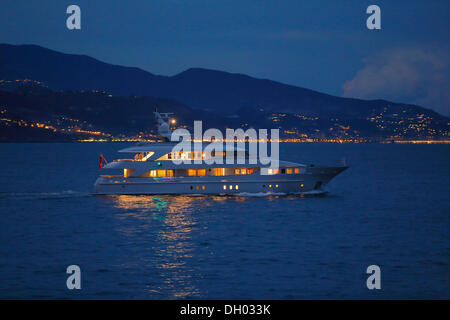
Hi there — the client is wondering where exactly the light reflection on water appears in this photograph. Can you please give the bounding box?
[106,195,235,298]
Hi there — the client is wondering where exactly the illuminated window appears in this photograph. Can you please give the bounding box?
[215,168,225,176]
[157,170,166,177]
[150,170,157,177]
[275,185,279,188]
[229,185,233,190]
[300,184,304,188]
[188,169,197,176]
[268,169,273,175]
[235,185,239,190]
[269,184,272,188]
[234,169,240,175]
[166,170,174,177]
[197,169,206,176]
[202,185,205,190]
[223,185,226,190]
[286,168,293,174]
[294,168,299,174]
[123,168,135,178]
[196,185,199,190]
[241,168,247,175]
[248,168,253,174]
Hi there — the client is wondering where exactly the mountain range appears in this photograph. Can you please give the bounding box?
[0,43,449,141]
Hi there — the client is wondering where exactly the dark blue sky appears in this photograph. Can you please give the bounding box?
[1,0,449,115]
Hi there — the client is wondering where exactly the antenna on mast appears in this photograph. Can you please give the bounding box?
[153,106,174,141]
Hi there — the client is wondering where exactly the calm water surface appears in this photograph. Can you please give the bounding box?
[0,143,449,299]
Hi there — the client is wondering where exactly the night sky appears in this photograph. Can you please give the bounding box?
[1,0,449,115]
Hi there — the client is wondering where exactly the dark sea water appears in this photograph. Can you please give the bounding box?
[0,142,448,299]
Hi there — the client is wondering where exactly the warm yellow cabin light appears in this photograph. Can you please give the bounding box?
[157,170,166,177]
[235,185,239,190]
[202,185,205,190]
[269,185,272,188]
[275,185,279,188]
[229,185,233,190]
[171,119,176,124]
[268,169,273,175]
[150,170,157,177]
[188,169,197,176]
[301,184,304,188]
[197,169,206,176]
[215,168,225,176]
[196,186,199,190]
[241,168,247,175]
[234,169,240,175]
[295,168,299,174]
[223,185,226,190]
[166,170,174,177]
[286,168,293,174]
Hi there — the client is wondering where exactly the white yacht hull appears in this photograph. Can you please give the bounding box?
[93,166,347,195]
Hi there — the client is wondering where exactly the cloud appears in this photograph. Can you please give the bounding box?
[342,47,450,116]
